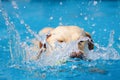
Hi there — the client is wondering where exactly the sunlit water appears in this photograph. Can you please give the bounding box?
[0,0,120,80]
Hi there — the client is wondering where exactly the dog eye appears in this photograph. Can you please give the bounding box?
[46,34,51,39]
[80,41,84,43]
[43,44,46,48]
[58,40,64,43]
[78,41,84,44]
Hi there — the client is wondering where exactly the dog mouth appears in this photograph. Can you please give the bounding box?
[70,51,85,59]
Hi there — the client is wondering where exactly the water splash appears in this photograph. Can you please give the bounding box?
[11,0,42,42]
[0,1,25,65]
[86,30,120,60]
[0,0,120,69]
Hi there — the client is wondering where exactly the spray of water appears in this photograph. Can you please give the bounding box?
[86,30,120,60]
[0,0,25,65]
[0,0,120,68]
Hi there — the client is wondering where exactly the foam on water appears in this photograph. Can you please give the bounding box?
[0,0,120,69]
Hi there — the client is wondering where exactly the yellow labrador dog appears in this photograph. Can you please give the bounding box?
[30,26,94,60]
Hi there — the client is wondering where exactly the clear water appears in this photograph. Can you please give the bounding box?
[0,0,120,80]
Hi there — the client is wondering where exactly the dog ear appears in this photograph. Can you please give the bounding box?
[85,32,94,50]
[85,32,91,38]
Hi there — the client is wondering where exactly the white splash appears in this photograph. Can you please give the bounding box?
[86,30,120,60]
[1,0,120,68]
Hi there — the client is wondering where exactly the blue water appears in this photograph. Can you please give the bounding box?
[0,0,120,80]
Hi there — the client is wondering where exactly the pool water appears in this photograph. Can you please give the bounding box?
[0,0,120,80]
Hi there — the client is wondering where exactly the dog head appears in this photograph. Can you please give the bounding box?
[38,27,94,59]
[70,32,94,58]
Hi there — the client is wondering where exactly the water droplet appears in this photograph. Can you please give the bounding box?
[117,44,120,49]
[93,1,98,6]
[5,21,9,26]
[104,29,107,32]
[25,31,28,33]
[3,46,6,49]
[12,1,18,9]
[92,31,95,35]
[71,65,77,69]
[26,36,29,39]
[16,14,19,18]
[11,21,13,24]
[60,2,63,5]
[25,24,27,26]
[59,17,62,21]
[91,24,96,27]
[82,2,84,4]
[84,16,88,20]
[118,36,120,41]
[91,17,94,20]
[59,22,63,25]
[49,16,53,20]
[20,20,24,24]
[24,6,26,8]
[80,13,83,16]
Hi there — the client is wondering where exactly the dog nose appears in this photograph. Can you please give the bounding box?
[70,51,84,59]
